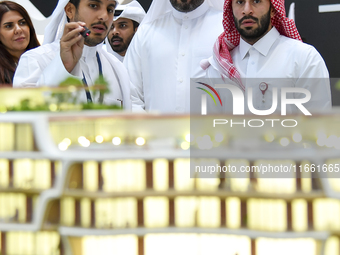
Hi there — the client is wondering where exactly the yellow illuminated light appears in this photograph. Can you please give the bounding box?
[62,138,71,146]
[58,142,68,151]
[153,159,169,191]
[81,198,91,228]
[16,124,33,151]
[325,236,340,255]
[102,160,146,192]
[95,198,137,228]
[280,137,290,147]
[49,104,58,112]
[61,197,75,226]
[68,86,77,93]
[292,133,302,143]
[136,137,146,146]
[112,137,121,146]
[78,136,86,143]
[181,141,190,150]
[95,135,104,143]
[255,160,296,193]
[84,161,98,191]
[78,136,90,147]
[314,199,340,231]
[257,238,315,255]
[292,199,308,231]
[0,189,27,221]
[226,197,241,228]
[82,235,137,255]
[0,123,14,151]
[6,232,60,255]
[174,159,194,191]
[264,133,275,142]
[34,160,51,189]
[82,140,90,147]
[197,197,220,227]
[185,134,193,142]
[144,197,169,227]
[145,234,251,255]
[0,159,9,187]
[248,199,287,231]
[175,197,197,227]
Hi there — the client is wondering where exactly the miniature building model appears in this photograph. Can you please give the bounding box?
[0,112,340,255]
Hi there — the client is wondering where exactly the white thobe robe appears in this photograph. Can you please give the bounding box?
[111,51,124,63]
[124,0,223,113]
[13,41,131,109]
[204,27,331,115]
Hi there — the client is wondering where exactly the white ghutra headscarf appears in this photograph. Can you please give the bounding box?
[105,0,146,55]
[43,0,119,44]
[113,0,145,23]
[43,0,69,44]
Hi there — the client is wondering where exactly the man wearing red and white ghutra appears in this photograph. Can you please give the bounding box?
[202,0,331,114]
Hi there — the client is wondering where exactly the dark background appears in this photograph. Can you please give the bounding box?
[30,0,152,17]
[284,0,340,105]
[32,0,340,105]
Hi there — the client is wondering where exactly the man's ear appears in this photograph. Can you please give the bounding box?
[65,2,76,21]
[270,5,275,18]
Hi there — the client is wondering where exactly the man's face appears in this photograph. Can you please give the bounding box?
[232,0,274,44]
[70,0,117,46]
[108,17,136,56]
[170,0,204,12]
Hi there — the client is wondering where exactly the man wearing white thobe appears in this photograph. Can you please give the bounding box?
[124,0,223,113]
[201,0,331,114]
[13,0,131,108]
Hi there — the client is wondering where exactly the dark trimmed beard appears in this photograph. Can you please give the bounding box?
[109,32,135,56]
[83,31,107,47]
[170,0,204,12]
[233,7,272,44]
[74,12,108,46]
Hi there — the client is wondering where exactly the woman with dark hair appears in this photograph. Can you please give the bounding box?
[0,1,40,84]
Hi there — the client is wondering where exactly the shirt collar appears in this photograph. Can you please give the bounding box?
[82,44,98,60]
[239,27,280,59]
[112,51,124,62]
[172,0,209,20]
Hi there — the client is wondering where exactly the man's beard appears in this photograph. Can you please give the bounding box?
[84,28,107,46]
[74,12,108,46]
[110,32,135,55]
[170,0,204,12]
[233,7,272,43]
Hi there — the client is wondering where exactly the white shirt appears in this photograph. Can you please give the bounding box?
[124,1,223,113]
[13,41,131,109]
[111,50,124,63]
[205,27,331,114]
